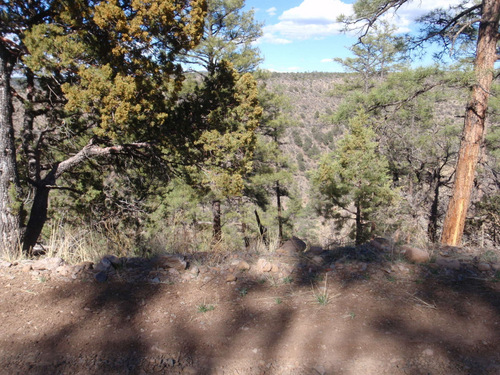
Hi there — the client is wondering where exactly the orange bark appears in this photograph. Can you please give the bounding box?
[441,0,500,245]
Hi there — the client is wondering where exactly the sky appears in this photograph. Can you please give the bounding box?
[243,0,471,73]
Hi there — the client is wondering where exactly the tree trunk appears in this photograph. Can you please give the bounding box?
[275,181,283,242]
[254,209,268,245]
[22,182,52,254]
[355,201,363,245]
[212,199,222,242]
[441,0,500,246]
[428,171,441,243]
[0,44,21,254]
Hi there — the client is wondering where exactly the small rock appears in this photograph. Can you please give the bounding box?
[0,260,12,268]
[56,265,73,276]
[257,258,272,272]
[182,366,197,375]
[94,271,108,283]
[22,264,32,273]
[436,257,461,270]
[423,348,434,356]
[150,277,161,284]
[226,274,237,282]
[32,257,64,271]
[400,245,430,263]
[492,263,500,271]
[477,262,491,272]
[313,365,326,375]
[168,268,180,277]
[310,255,324,266]
[76,261,94,271]
[103,255,121,268]
[236,260,250,271]
[155,254,187,271]
[189,265,200,275]
[276,236,307,255]
[308,246,323,255]
[94,258,112,272]
[271,263,279,273]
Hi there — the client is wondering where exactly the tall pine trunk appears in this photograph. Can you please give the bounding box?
[441,0,500,246]
[0,44,21,254]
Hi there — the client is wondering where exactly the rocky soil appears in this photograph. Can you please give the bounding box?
[0,238,499,374]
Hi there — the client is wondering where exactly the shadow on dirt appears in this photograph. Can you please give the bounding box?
[2,242,499,374]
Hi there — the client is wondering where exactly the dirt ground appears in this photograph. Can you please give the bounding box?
[0,246,499,375]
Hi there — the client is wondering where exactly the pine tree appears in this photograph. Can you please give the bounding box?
[343,0,500,246]
[313,112,396,245]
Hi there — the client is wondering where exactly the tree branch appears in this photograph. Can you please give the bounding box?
[54,140,152,179]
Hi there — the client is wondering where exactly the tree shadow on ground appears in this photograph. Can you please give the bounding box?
[2,244,499,374]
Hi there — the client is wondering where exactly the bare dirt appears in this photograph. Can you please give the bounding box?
[0,246,499,375]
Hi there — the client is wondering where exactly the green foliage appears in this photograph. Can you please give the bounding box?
[312,111,397,244]
[23,0,207,143]
[183,0,262,72]
[334,21,408,92]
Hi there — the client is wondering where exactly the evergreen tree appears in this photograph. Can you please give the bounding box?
[0,0,207,254]
[343,0,500,246]
[182,0,262,73]
[313,112,396,245]
[249,77,296,241]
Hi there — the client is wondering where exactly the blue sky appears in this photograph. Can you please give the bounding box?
[244,0,470,72]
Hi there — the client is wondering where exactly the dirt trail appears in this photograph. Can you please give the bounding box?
[0,253,499,375]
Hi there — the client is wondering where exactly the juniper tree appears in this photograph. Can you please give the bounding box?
[0,0,207,254]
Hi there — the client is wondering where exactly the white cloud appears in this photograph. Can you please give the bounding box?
[321,58,334,63]
[259,0,474,44]
[377,0,476,33]
[264,0,353,41]
[266,7,277,16]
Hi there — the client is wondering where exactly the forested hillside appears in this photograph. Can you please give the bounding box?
[1,0,499,263]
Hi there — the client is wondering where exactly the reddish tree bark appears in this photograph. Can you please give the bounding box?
[441,0,500,246]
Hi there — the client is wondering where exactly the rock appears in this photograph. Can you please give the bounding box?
[400,245,430,263]
[236,260,250,271]
[76,261,94,271]
[271,263,279,273]
[371,237,393,252]
[308,246,323,255]
[257,258,272,272]
[103,255,121,268]
[94,271,108,283]
[168,268,180,277]
[423,348,434,356]
[94,258,112,272]
[477,262,491,272]
[155,255,187,271]
[22,264,32,273]
[276,236,306,256]
[189,265,200,276]
[492,263,500,272]
[56,265,73,277]
[226,274,237,282]
[436,257,461,270]
[32,257,64,271]
[182,366,197,375]
[310,255,324,266]
[0,260,12,268]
